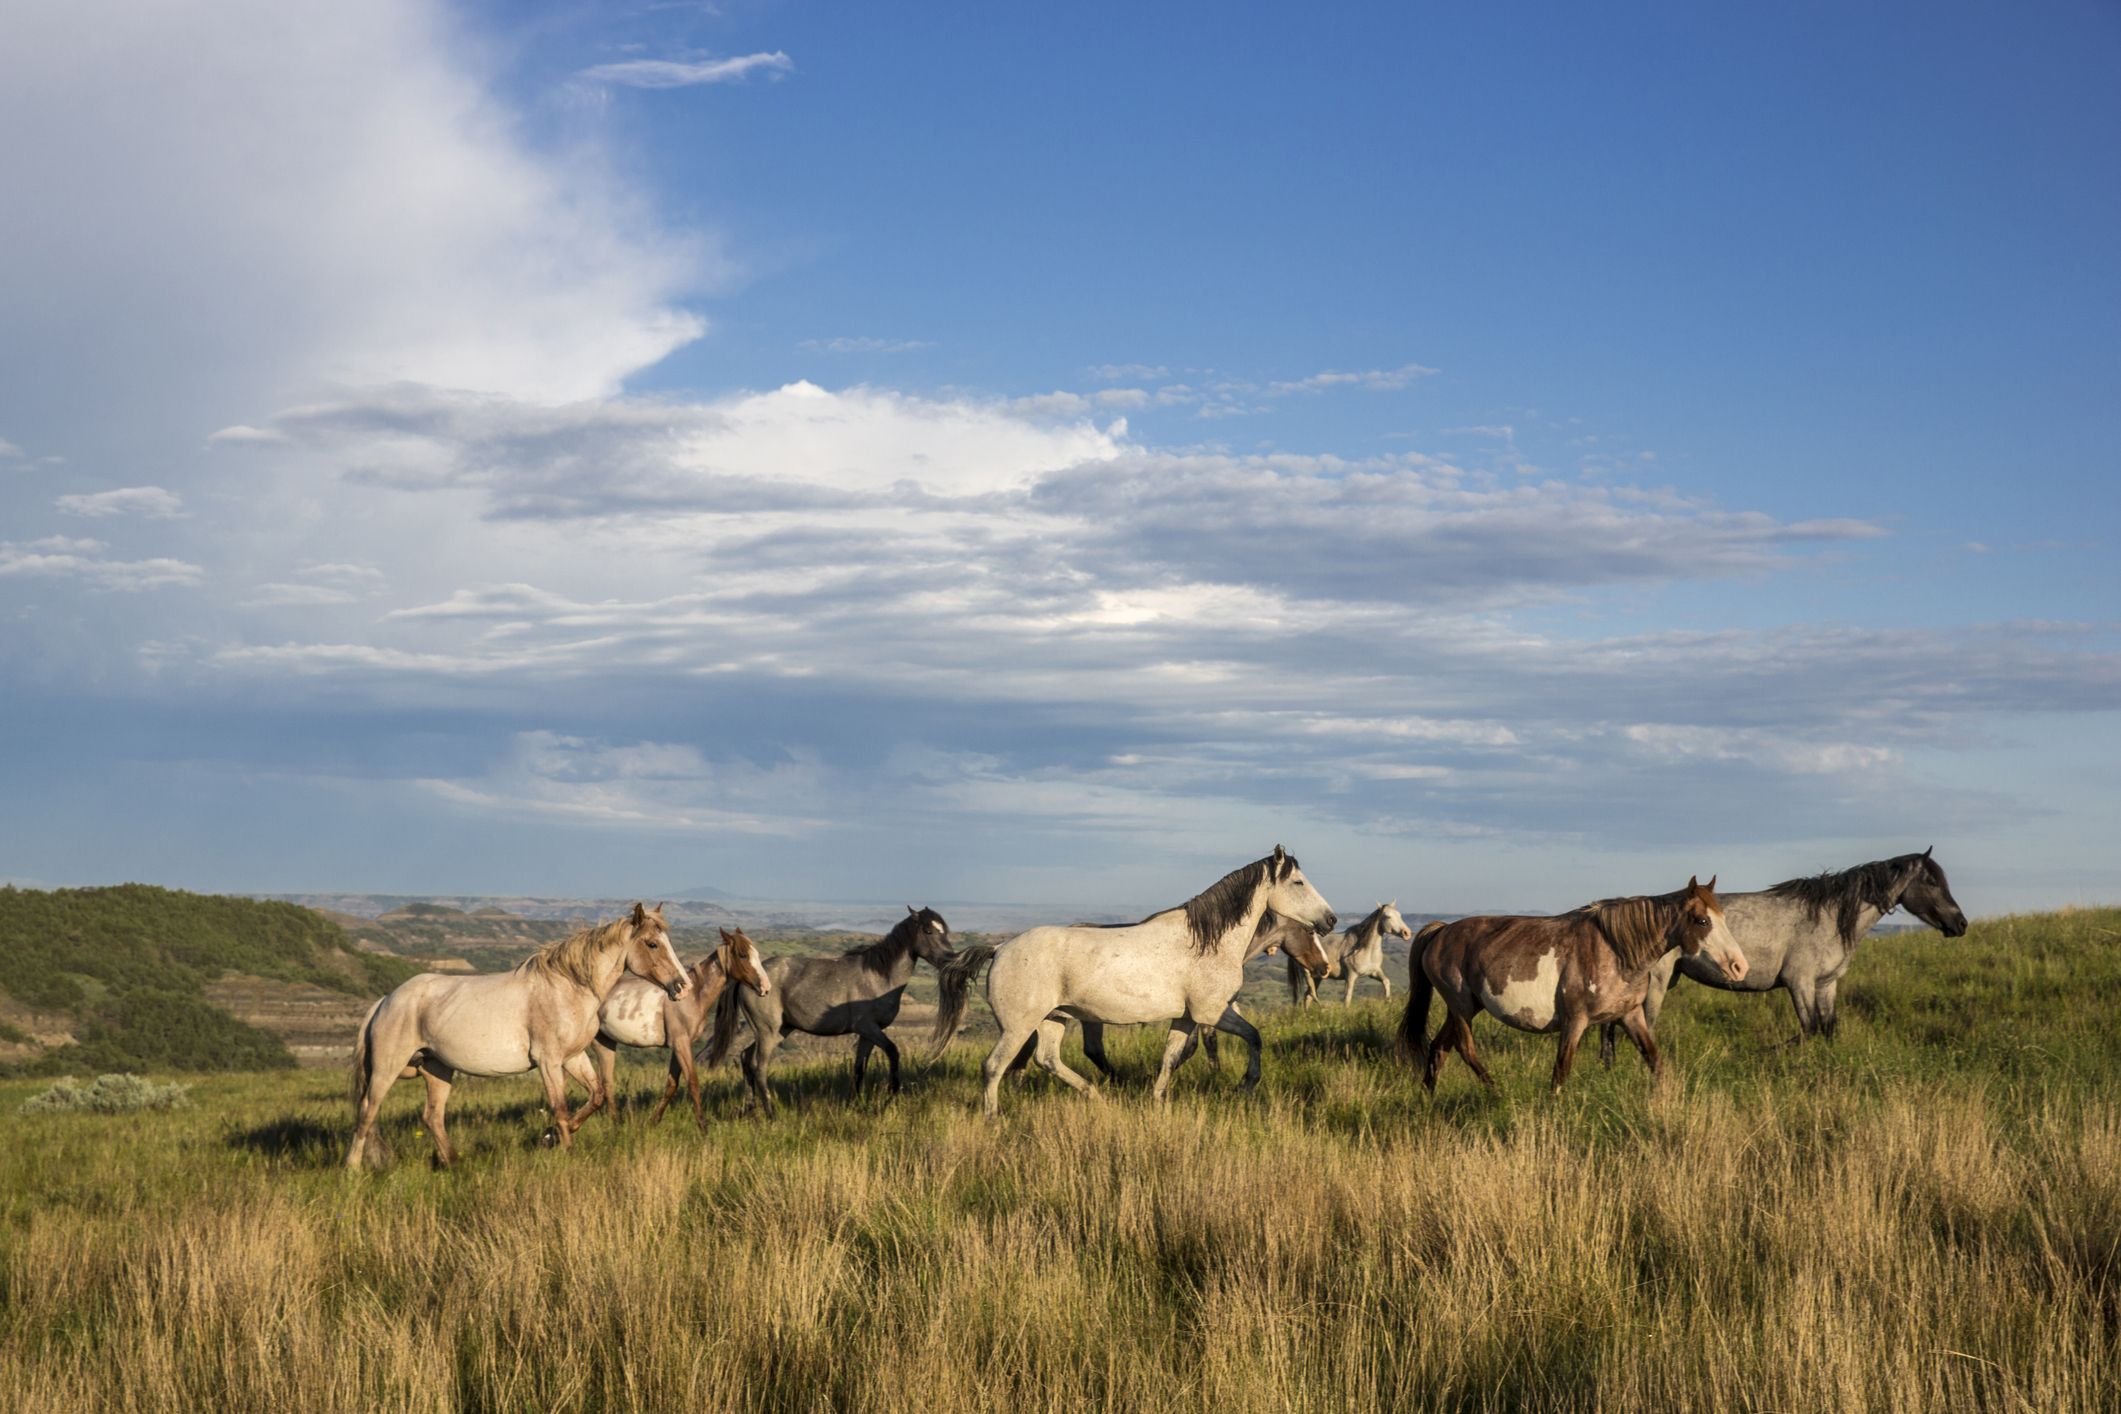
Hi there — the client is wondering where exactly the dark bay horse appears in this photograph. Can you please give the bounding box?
[591,927,773,1129]
[1397,878,1747,1093]
[706,907,954,1113]
[1599,848,1968,1061]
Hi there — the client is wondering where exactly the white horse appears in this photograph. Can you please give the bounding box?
[346,903,689,1170]
[1289,901,1413,1005]
[932,846,1337,1115]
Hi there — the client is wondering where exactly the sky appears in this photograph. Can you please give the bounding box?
[2,0,2116,915]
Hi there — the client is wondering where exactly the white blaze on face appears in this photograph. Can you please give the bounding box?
[1701,908,1748,983]
[1480,949,1561,1032]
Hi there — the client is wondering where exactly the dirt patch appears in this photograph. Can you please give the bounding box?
[203,975,374,1067]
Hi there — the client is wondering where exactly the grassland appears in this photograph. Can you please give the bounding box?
[2,907,2116,1412]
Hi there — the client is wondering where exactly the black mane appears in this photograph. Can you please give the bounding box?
[1086,854,1289,954]
[841,907,942,977]
[1767,855,1927,946]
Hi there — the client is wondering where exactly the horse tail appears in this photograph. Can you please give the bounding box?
[349,996,385,1108]
[704,980,753,1068]
[1394,922,1445,1062]
[929,943,998,1055]
[1286,952,1307,1004]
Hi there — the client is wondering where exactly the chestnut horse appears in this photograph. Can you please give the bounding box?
[346,903,688,1169]
[1396,877,1747,1094]
[591,926,773,1129]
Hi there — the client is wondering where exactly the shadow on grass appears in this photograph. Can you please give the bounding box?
[225,1116,339,1158]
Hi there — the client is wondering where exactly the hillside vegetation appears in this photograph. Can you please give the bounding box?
[0,885,417,1074]
[0,906,2115,1411]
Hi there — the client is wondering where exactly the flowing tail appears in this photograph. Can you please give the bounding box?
[704,980,754,1068]
[1394,921,1445,1063]
[929,943,999,1056]
[349,997,384,1108]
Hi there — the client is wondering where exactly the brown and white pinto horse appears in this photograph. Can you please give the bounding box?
[590,927,773,1129]
[1396,877,1748,1094]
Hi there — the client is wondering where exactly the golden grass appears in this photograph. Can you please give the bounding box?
[3,908,2118,1411]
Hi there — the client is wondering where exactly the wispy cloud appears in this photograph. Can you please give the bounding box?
[0,536,201,590]
[1266,362,1438,395]
[55,485,184,518]
[798,336,934,354]
[577,52,792,89]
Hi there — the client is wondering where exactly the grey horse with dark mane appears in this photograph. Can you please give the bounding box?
[706,906,954,1113]
[1599,848,1967,1062]
[1288,901,1413,1006]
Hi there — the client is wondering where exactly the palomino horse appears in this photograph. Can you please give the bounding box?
[1599,849,1968,1061]
[1288,901,1413,1006]
[932,846,1337,1115]
[346,903,688,1169]
[1053,909,1333,1087]
[707,907,954,1113]
[591,927,772,1129]
[1397,878,1747,1094]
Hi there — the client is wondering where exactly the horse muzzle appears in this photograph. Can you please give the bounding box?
[664,979,688,1001]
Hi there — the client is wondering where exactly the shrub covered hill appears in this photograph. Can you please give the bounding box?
[0,884,416,1075]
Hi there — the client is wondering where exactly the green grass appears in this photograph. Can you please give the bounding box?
[1,908,2116,1411]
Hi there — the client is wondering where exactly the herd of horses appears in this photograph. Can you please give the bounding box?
[344,844,1967,1169]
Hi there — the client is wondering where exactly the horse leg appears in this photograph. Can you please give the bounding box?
[647,1051,684,1126]
[535,1057,577,1150]
[1815,980,1842,1041]
[1079,1021,1120,1082]
[853,1021,901,1097]
[852,1035,873,1098]
[1150,1020,1199,1103]
[1618,1005,1663,1085]
[560,1050,607,1137]
[749,1029,783,1116]
[1783,978,1821,1045]
[1379,970,1392,1001]
[346,1033,419,1172]
[677,1041,709,1130]
[1450,1012,1497,1090]
[982,1022,1041,1117]
[1200,1023,1223,1074]
[1550,1011,1591,1093]
[418,1060,457,1167]
[1344,969,1358,1006]
[1032,1015,1100,1099]
[1216,1008,1264,1088]
[591,1038,622,1121]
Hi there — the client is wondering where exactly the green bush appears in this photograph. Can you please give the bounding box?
[19,1072,191,1114]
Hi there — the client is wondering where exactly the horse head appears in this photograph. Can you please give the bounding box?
[718,926,772,995]
[1378,900,1414,941]
[1254,909,1331,977]
[1262,844,1337,935]
[1897,848,1969,938]
[1678,876,1747,983]
[625,902,690,1000]
[904,905,955,966]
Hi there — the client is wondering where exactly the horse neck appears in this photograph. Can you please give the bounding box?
[1210,889,1274,959]
[878,935,919,988]
[584,936,631,999]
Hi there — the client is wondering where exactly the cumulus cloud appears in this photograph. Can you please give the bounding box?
[55,485,184,518]
[577,52,793,89]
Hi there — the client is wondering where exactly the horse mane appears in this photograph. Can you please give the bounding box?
[1767,855,1925,946]
[841,911,923,979]
[1579,893,1686,973]
[1080,853,1287,954]
[1346,906,1390,948]
[515,915,631,989]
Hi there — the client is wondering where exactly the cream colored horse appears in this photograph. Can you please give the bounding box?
[346,902,688,1170]
[933,846,1337,1115]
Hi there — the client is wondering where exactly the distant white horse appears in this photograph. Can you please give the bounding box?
[1289,901,1413,1005]
[346,903,689,1169]
[933,846,1337,1115]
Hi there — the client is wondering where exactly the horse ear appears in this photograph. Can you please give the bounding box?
[1706,875,1716,891]
[630,901,647,926]
[1924,845,1934,858]
[1687,876,1699,890]
[907,905,917,915]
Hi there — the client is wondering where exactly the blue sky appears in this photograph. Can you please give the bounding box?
[2,0,2115,914]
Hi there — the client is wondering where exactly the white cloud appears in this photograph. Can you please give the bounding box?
[0,536,201,590]
[577,52,793,90]
[240,582,360,608]
[55,485,184,518]
[1267,363,1437,395]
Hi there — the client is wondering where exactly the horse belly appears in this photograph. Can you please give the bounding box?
[1475,950,1562,1033]
[598,984,667,1049]
[1058,950,1190,1025]
[427,1029,535,1078]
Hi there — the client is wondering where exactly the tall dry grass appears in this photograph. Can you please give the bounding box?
[2,907,2117,1411]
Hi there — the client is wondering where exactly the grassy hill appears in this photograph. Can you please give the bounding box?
[0,884,418,1075]
[0,905,2115,1410]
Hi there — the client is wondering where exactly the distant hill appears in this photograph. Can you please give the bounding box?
[378,902,469,921]
[666,884,735,901]
[0,884,418,1075]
